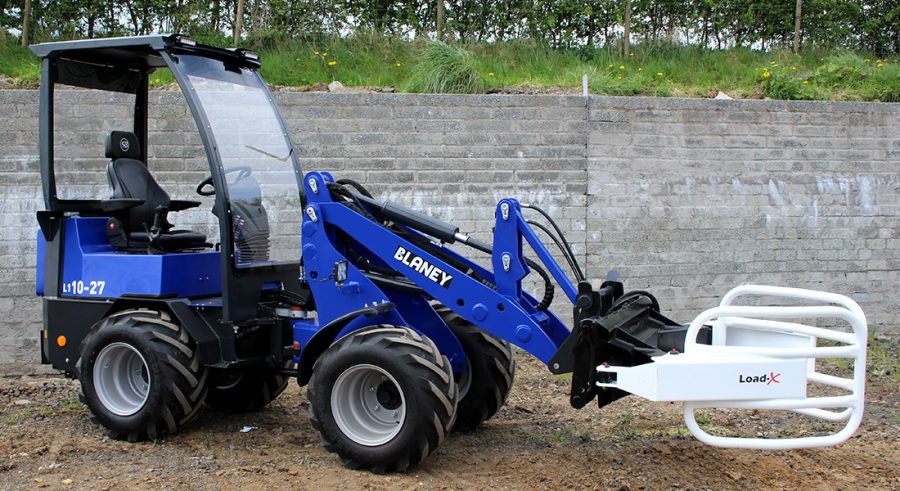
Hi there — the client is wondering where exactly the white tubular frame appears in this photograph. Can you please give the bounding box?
[682,285,868,449]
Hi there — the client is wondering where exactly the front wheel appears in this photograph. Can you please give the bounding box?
[307,325,458,473]
[435,305,516,432]
[76,309,208,441]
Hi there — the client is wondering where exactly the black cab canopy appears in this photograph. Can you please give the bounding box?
[31,34,260,93]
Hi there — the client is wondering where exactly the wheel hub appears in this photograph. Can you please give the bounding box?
[376,381,402,410]
[331,364,406,446]
[93,342,151,416]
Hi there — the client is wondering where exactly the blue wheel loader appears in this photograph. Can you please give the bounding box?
[32,35,869,472]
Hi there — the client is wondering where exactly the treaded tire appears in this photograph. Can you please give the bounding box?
[205,360,292,413]
[435,305,516,432]
[307,325,458,473]
[76,309,208,441]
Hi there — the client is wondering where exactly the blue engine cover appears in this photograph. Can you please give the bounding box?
[36,217,221,299]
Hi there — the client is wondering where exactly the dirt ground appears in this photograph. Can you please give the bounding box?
[0,352,897,491]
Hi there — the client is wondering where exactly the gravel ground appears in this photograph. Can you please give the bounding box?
[0,352,897,490]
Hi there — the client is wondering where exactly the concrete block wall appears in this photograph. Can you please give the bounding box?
[587,97,899,325]
[0,89,896,372]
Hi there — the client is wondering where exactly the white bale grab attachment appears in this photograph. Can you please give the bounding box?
[595,285,868,450]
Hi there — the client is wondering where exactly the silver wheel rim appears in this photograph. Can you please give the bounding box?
[93,342,151,416]
[456,360,472,399]
[331,364,406,446]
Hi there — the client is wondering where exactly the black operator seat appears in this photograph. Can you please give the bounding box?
[104,130,208,252]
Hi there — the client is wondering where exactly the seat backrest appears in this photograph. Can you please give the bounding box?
[105,131,171,230]
[229,174,271,264]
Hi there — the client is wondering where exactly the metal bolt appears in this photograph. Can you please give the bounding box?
[552,363,560,370]
[305,207,318,222]
[500,202,510,220]
[502,253,511,272]
[308,178,318,194]
[392,411,398,417]
[369,386,375,392]
[373,405,380,411]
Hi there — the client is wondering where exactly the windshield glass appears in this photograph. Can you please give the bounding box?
[179,54,302,268]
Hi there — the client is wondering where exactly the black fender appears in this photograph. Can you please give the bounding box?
[296,302,396,386]
[108,297,228,366]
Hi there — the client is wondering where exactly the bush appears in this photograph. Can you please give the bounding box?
[405,41,483,94]
[757,65,815,100]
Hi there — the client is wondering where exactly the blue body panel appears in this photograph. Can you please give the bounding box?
[35,232,45,296]
[41,217,222,299]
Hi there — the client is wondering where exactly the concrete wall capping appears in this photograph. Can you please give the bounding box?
[0,89,897,372]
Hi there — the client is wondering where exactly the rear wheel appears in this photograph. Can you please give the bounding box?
[307,325,457,473]
[205,360,292,413]
[435,305,516,432]
[76,309,207,441]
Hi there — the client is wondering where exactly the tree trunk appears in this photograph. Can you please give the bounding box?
[211,0,220,31]
[793,0,803,53]
[87,0,96,38]
[250,0,261,41]
[234,0,244,46]
[623,0,631,57]
[701,8,708,47]
[21,0,31,46]
[141,0,152,34]
[436,0,444,40]
[587,13,594,46]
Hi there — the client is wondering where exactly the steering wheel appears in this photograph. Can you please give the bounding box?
[196,166,253,196]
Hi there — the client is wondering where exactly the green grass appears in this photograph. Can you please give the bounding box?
[404,41,483,94]
[867,336,899,382]
[818,335,899,382]
[2,34,897,101]
[0,40,41,85]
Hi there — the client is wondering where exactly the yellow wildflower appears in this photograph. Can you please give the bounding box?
[656,72,664,77]
[616,75,623,80]
[607,64,613,68]
[876,63,884,68]
[619,65,625,70]
[488,72,495,77]
[864,59,871,63]
[322,52,328,56]
[327,60,337,66]
[638,67,643,72]
[802,80,809,84]
[629,53,634,57]
[395,62,402,67]
[313,51,319,55]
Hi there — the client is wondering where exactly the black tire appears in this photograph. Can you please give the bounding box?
[76,309,208,441]
[307,325,458,473]
[205,360,292,413]
[435,305,516,432]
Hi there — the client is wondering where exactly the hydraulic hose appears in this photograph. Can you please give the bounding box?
[521,203,585,282]
[526,219,582,282]
[463,237,555,311]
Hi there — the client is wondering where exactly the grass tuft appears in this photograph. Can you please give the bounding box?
[405,41,483,94]
[0,41,41,85]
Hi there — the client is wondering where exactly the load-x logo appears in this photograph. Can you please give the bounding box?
[738,371,781,385]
